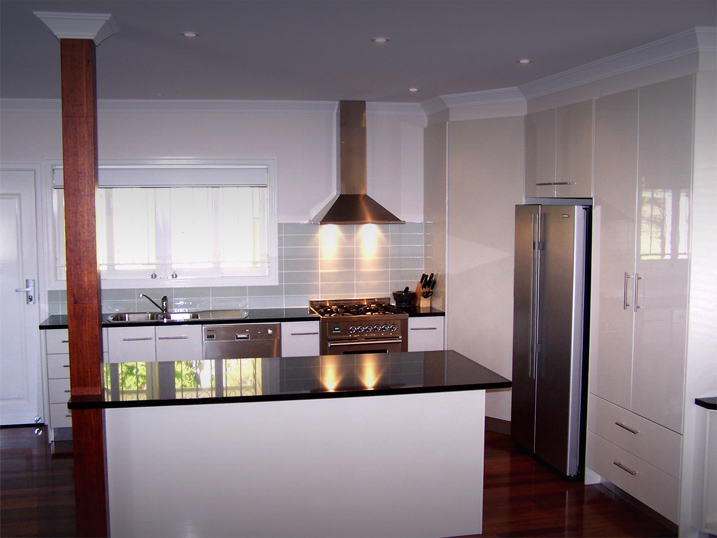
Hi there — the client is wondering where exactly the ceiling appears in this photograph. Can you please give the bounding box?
[1,0,715,104]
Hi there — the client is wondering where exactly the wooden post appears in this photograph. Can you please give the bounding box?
[60,38,108,537]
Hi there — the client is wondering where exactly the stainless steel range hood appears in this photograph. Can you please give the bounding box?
[311,101,404,225]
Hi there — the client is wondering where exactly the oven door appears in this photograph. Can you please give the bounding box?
[324,338,403,355]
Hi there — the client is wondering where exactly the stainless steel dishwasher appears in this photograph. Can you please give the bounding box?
[203,323,281,359]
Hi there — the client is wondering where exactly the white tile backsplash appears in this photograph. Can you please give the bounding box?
[50,222,426,313]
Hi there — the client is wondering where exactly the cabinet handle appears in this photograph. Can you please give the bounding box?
[535,181,572,186]
[623,273,633,310]
[61,339,69,344]
[614,421,639,435]
[63,364,70,368]
[64,389,71,393]
[122,337,154,342]
[290,332,319,336]
[613,461,638,476]
[410,327,437,331]
[157,336,188,340]
[633,273,642,312]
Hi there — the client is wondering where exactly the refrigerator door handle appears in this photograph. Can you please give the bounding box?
[623,272,633,310]
[530,213,542,380]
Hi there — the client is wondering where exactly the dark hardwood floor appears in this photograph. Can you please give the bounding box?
[1,426,675,538]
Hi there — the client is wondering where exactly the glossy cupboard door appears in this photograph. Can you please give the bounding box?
[591,89,639,410]
[525,109,557,198]
[591,76,693,435]
[632,75,693,434]
[556,100,594,198]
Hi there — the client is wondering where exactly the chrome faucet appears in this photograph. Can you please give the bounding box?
[139,293,169,314]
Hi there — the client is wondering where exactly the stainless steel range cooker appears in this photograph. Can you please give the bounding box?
[309,298,408,355]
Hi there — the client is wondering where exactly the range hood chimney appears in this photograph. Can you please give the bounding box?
[311,101,404,225]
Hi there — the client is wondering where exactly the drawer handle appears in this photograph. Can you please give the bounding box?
[535,181,572,186]
[64,390,71,393]
[615,421,639,435]
[122,337,154,342]
[158,336,188,340]
[61,340,69,344]
[613,461,638,476]
[410,327,437,331]
[63,364,70,368]
[290,332,319,336]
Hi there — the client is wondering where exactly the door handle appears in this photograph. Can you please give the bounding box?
[15,279,35,304]
[623,273,633,310]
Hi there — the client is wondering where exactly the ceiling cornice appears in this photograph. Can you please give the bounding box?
[518,26,712,100]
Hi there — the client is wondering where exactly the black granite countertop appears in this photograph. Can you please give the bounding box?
[695,397,717,411]
[68,350,509,410]
[40,306,444,329]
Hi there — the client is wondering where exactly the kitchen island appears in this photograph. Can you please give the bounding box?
[70,350,509,538]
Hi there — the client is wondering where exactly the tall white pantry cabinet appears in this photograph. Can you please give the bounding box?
[587,75,695,524]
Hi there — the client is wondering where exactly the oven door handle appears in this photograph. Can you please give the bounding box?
[327,339,402,347]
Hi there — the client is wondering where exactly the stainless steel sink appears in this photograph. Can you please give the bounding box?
[107,312,200,323]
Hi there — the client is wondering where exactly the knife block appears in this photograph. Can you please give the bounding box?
[413,284,432,311]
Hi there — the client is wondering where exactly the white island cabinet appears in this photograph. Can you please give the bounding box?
[84,351,511,538]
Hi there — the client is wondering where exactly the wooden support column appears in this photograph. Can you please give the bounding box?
[60,38,108,537]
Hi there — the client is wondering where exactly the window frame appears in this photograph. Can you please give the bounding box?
[45,158,278,290]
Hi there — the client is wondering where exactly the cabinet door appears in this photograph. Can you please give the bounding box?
[525,109,557,197]
[590,89,639,409]
[556,100,593,198]
[281,321,320,357]
[631,76,693,433]
[156,324,202,362]
[407,317,445,352]
[107,326,156,363]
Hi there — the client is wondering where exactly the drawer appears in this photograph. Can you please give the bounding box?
[156,324,202,362]
[587,432,679,523]
[50,403,72,429]
[47,353,70,379]
[588,394,682,478]
[46,329,69,354]
[48,378,71,404]
[407,317,445,352]
[45,328,109,353]
[108,326,156,363]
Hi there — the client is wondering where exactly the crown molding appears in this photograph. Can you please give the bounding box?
[34,11,118,46]
[519,27,713,100]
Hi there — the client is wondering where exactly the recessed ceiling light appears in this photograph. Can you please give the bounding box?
[183,31,199,38]
[517,58,533,64]
[371,37,390,44]
[409,88,418,93]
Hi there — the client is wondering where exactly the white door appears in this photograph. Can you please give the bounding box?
[0,168,42,425]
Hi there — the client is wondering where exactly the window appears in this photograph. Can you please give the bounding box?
[51,162,277,287]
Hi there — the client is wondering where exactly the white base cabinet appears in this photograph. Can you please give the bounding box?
[407,316,445,352]
[280,321,320,357]
[43,328,108,440]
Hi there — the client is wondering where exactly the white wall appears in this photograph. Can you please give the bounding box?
[0,99,425,224]
[446,116,525,421]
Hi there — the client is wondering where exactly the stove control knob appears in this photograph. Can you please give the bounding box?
[382,324,390,331]
[365,325,373,333]
[349,325,357,333]
[374,324,382,332]
[361,325,370,333]
[390,324,398,331]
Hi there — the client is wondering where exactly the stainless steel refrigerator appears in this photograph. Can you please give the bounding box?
[511,203,590,477]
